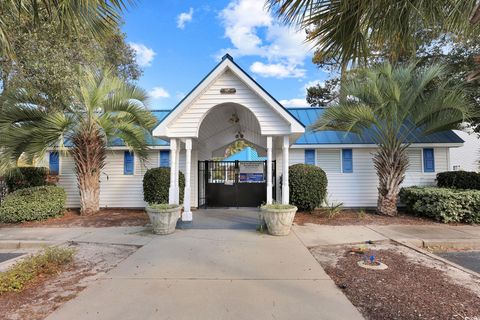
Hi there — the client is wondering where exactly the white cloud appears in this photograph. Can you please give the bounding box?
[149,87,170,99]
[219,0,311,78]
[250,61,305,78]
[177,8,194,29]
[129,42,156,67]
[279,98,309,108]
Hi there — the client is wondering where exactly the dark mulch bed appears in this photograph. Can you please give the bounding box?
[0,209,149,228]
[325,249,480,320]
[295,209,440,226]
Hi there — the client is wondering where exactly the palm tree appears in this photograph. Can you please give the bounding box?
[0,0,135,57]
[0,68,156,215]
[311,63,473,216]
[267,0,477,72]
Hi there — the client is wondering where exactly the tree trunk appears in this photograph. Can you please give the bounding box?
[373,143,409,216]
[72,127,106,215]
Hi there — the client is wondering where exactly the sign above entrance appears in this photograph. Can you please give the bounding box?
[220,88,236,94]
[239,162,264,183]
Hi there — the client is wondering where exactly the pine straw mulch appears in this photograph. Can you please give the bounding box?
[320,248,480,320]
[294,209,445,226]
[0,209,149,228]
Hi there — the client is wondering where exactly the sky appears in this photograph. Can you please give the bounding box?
[122,0,331,110]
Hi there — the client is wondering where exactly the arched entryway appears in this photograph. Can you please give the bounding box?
[196,103,275,208]
[151,54,305,221]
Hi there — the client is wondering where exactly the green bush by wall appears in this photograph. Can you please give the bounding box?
[5,167,49,192]
[143,167,185,204]
[0,186,66,223]
[436,171,480,190]
[289,164,328,211]
[399,187,480,223]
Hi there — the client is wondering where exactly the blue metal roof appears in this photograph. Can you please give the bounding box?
[223,147,267,161]
[109,110,170,147]
[287,107,464,145]
[143,107,463,146]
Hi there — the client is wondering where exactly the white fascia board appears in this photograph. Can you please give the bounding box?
[46,146,170,151]
[291,143,464,149]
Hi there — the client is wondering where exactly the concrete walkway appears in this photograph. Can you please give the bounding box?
[3,209,479,319]
[15,209,360,320]
[292,223,480,248]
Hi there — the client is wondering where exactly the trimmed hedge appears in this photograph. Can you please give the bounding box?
[0,186,66,223]
[143,167,185,204]
[436,171,480,190]
[399,187,480,223]
[5,167,49,192]
[289,164,328,211]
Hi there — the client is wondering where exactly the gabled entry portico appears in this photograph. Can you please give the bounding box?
[152,54,305,221]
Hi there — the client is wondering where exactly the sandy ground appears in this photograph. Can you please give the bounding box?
[0,242,138,320]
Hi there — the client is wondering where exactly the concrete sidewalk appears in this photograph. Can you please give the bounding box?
[45,228,363,320]
[293,223,480,248]
[0,226,154,247]
[3,210,478,320]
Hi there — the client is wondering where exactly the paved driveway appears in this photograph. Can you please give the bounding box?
[46,209,363,320]
[437,251,480,273]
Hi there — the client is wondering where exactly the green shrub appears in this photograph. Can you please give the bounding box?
[436,171,480,190]
[5,167,49,192]
[399,187,480,223]
[0,246,75,294]
[289,164,328,211]
[143,167,185,204]
[0,186,66,223]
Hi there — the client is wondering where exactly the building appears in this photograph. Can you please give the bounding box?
[449,129,480,171]
[49,54,464,220]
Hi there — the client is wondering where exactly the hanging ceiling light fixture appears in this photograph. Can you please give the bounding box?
[228,113,239,124]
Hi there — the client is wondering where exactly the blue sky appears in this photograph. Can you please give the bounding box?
[122,0,331,110]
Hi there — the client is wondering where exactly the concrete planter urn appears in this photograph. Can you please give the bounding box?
[260,204,298,236]
[145,204,181,235]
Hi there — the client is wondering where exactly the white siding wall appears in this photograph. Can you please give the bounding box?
[449,130,480,171]
[278,147,449,207]
[56,150,196,208]
[167,70,291,136]
[55,146,449,209]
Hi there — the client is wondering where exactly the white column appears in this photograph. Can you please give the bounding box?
[182,138,193,221]
[282,135,290,204]
[266,136,273,204]
[174,142,181,204]
[168,138,177,204]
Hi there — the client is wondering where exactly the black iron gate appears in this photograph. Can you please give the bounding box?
[198,160,276,208]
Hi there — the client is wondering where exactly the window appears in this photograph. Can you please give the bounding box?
[49,152,59,175]
[304,149,315,165]
[342,149,353,173]
[423,148,435,173]
[160,150,170,167]
[124,151,134,175]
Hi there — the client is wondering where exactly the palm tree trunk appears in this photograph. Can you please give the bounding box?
[373,143,409,216]
[72,127,106,215]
